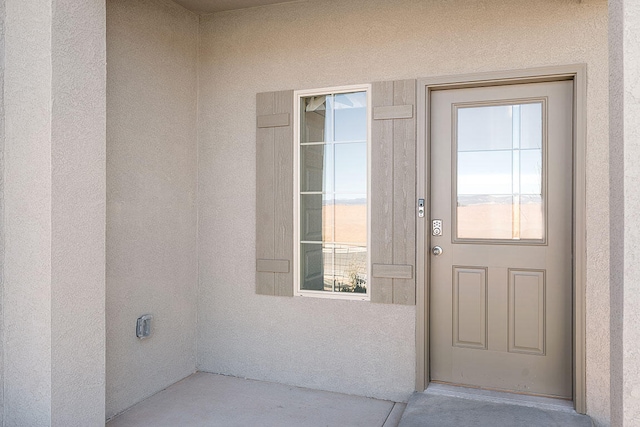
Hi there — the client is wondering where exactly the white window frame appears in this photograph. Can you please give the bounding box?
[293,84,372,301]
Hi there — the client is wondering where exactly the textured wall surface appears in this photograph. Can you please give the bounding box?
[106,0,199,419]
[50,0,107,425]
[609,0,640,425]
[4,0,106,425]
[609,1,623,424]
[197,0,610,423]
[0,0,5,422]
[4,0,53,423]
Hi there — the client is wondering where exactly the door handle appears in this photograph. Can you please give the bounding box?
[432,246,443,256]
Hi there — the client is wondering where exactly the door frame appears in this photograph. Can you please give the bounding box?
[415,64,587,413]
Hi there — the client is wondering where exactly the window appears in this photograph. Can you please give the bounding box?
[454,101,546,243]
[294,86,371,299]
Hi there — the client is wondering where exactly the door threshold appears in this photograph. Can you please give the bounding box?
[425,382,576,414]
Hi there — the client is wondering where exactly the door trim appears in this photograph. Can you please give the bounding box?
[415,65,587,413]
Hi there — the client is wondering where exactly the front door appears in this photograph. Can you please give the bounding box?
[429,81,573,398]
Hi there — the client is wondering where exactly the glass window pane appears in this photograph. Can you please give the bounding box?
[458,150,512,195]
[458,105,513,152]
[334,194,367,244]
[456,102,544,241]
[334,92,367,142]
[520,149,542,195]
[300,243,328,291]
[457,195,514,239]
[322,195,335,243]
[520,103,543,149]
[299,90,368,295]
[332,244,367,294]
[322,245,334,292]
[334,142,367,194]
[520,195,544,240]
[300,145,333,193]
[300,194,322,242]
[301,95,332,143]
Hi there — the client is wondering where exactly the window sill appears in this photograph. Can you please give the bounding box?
[294,290,370,301]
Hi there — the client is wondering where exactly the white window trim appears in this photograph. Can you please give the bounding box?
[293,84,372,301]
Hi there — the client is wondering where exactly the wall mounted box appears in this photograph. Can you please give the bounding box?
[136,315,153,339]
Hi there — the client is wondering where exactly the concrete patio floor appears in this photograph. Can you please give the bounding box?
[399,383,593,427]
[106,372,406,427]
[107,372,592,427]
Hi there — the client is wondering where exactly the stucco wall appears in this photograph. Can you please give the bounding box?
[50,0,107,425]
[0,0,5,422]
[106,0,199,419]
[197,0,610,424]
[609,0,640,425]
[4,0,106,425]
[4,1,54,424]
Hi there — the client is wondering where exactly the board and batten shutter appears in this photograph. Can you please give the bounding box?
[255,82,416,304]
[255,90,294,296]
[370,79,417,305]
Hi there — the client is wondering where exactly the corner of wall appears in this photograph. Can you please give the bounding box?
[195,9,201,374]
[106,0,200,418]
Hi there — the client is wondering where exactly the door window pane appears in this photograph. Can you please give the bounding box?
[458,150,512,195]
[456,102,544,241]
[519,195,544,240]
[457,105,513,151]
[520,103,543,149]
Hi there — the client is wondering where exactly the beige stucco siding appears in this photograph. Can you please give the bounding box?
[197,0,609,424]
[106,0,199,419]
[609,0,640,425]
[4,0,107,424]
[4,1,53,422]
[51,1,107,424]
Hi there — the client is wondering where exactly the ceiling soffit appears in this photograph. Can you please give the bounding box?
[172,0,300,14]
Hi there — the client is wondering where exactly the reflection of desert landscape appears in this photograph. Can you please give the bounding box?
[315,203,368,293]
[319,201,543,242]
[457,202,543,240]
[321,203,367,243]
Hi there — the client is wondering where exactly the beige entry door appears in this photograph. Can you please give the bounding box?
[429,80,573,398]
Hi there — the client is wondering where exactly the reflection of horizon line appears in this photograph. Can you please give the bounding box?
[322,199,367,206]
[301,241,367,248]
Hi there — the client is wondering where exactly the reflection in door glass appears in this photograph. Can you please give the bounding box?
[456,102,544,240]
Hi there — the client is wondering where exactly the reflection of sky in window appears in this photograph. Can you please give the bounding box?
[457,103,542,197]
[300,91,368,293]
[457,151,542,195]
[334,92,367,142]
[313,92,367,201]
[334,143,366,196]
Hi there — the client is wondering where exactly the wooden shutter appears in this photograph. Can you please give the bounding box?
[371,80,417,305]
[255,90,294,296]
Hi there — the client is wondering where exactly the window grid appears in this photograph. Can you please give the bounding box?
[295,88,370,299]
